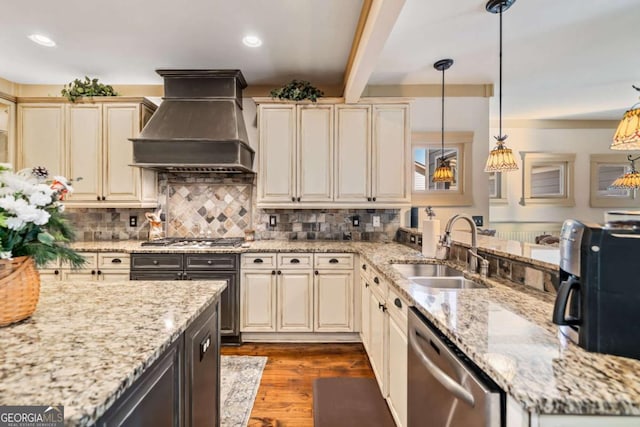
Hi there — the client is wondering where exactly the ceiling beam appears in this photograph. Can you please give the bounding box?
[343,0,406,103]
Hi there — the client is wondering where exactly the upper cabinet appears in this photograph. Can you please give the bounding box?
[17,98,157,208]
[256,99,410,208]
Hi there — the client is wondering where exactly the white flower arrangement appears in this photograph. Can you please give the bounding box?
[0,164,85,267]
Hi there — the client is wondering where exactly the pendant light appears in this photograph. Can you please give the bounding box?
[611,85,640,150]
[484,0,519,172]
[610,155,640,189]
[432,59,455,183]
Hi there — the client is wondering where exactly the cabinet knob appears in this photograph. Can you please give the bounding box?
[152,260,159,265]
[207,260,213,265]
[277,270,282,275]
[292,197,296,202]
[97,270,102,275]
[394,298,402,308]
[272,270,276,275]
[372,197,376,202]
[253,258,264,264]
[96,196,100,201]
[315,270,319,276]
[54,270,59,275]
[365,283,369,288]
[329,258,339,264]
[378,302,387,312]
[297,197,301,202]
[177,272,182,278]
[101,196,106,201]
[367,197,372,202]
[374,277,380,285]
[362,264,367,270]
[91,270,96,275]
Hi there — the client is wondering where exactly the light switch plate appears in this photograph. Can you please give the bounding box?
[129,215,137,227]
[472,215,483,227]
[373,216,381,227]
[352,215,360,227]
[269,215,277,227]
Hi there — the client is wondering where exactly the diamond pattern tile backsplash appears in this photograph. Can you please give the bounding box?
[167,182,251,238]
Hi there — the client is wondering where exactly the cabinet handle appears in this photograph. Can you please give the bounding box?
[272,270,276,275]
[277,270,282,275]
[111,258,122,264]
[373,197,376,202]
[290,258,300,264]
[91,270,96,275]
[379,302,387,312]
[54,270,59,275]
[291,197,296,202]
[207,260,213,265]
[329,258,339,264]
[152,260,159,265]
[315,270,319,275]
[394,298,402,308]
[367,197,372,202]
[253,258,264,264]
[374,277,380,285]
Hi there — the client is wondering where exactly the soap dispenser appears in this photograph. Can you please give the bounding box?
[422,206,440,258]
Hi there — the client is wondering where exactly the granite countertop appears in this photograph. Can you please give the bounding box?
[0,280,226,426]
[64,239,640,416]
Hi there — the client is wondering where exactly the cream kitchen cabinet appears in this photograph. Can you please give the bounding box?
[313,253,354,332]
[240,253,313,333]
[256,99,410,208]
[386,287,408,427]
[257,104,333,205]
[334,104,410,205]
[17,98,157,208]
[39,252,130,282]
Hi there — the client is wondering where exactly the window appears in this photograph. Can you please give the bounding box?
[520,152,575,206]
[411,131,473,206]
[590,154,637,207]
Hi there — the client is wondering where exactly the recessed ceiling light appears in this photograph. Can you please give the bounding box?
[28,34,56,47]
[242,35,262,48]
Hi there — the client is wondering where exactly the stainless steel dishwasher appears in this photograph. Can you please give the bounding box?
[408,308,504,427]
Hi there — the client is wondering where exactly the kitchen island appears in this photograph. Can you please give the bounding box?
[0,279,226,426]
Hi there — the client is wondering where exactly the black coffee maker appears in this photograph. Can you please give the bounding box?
[552,219,640,360]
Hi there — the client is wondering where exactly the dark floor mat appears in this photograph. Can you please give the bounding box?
[313,377,396,427]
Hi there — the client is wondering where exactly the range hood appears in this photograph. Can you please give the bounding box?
[131,69,254,173]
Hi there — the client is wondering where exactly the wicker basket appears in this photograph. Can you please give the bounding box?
[0,256,41,327]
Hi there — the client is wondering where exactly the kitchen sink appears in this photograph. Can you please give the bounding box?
[407,276,487,289]
[391,263,464,278]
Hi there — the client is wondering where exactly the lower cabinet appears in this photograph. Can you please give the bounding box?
[98,300,220,427]
[387,302,408,427]
[360,276,371,352]
[39,252,130,282]
[240,252,355,334]
[368,287,388,395]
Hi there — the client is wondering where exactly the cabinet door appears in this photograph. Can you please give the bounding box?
[335,105,371,202]
[314,270,353,332]
[387,315,408,427]
[241,270,276,332]
[61,270,97,282]
[297,105,333,202]
[258,105,296,203]
[66,104,103,201]
[372,104,409,203]
[103,104,140,201]
[360,277,371,352]
[17,104,65,174]
[369,290,387,395]
[187,271,238,338]
[278,270,313,332]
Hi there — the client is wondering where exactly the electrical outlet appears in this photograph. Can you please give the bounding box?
[372,216,381,227]
[269,215,277,227]
[352,215,360,227]
[129,215,137,227]
[410,235,416,243]
[472,215,484,227]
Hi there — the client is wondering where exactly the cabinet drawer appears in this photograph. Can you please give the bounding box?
[368,269,387,298]
[185,254,237,271]
[131,254,183,270]
[277,253,313,269]
[360,260,373,281]
[98,253,130,270]
[387,287,408,332]
[62,252,98,268]
[314,253,354,270]
[241,253,276,269]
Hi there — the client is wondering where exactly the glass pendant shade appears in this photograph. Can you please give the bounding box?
[433,162,455,182]
[611,107,640,150]
[484,144,519,172]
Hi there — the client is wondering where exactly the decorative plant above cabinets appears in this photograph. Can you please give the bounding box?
[270,80,324,102]
[61,76,118,103]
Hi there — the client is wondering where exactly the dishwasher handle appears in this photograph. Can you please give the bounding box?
[409,326,475,408]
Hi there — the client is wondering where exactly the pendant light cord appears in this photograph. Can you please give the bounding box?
[441,65,445,165]
[498,4,503,142]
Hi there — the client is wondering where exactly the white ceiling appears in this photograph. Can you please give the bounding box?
[2,0,639,120]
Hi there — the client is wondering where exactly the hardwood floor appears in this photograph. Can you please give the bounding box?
[221,343,375,427]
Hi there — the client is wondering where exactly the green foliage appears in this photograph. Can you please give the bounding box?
[61,76,118,103]
[270,80,324,102]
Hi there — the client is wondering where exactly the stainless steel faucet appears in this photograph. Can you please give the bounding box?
[440,214,489,278]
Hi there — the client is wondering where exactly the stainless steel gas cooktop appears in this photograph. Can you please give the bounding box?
[140,237,244,248]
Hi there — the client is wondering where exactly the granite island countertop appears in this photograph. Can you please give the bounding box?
[0,279,226,426]
[65,240,640,416]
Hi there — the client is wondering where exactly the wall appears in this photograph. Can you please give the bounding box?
[489,122,621,226]
[402,97,491,231]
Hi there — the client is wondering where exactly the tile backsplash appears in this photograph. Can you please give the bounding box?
[67,172,400,242]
